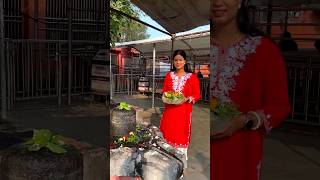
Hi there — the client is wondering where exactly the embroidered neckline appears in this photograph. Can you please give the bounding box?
[212,35,248,49]
[210,36,262,103]
[170,72,192,92]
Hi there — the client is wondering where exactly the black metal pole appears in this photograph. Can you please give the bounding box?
[266,1,273,35]
[0,0,7,119]
[67,2,72,105]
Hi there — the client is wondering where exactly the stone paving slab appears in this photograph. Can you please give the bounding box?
[2,103,108,147]
[261,130,320,180]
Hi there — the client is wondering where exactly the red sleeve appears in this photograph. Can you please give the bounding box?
[191,74,201,103]
[162,73,170,93]
[259,38,291,132]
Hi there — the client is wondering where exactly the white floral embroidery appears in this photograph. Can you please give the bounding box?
[264,113,273,133]
[210,36,262,103]
[257,160,262,180]
[170,72,192,92]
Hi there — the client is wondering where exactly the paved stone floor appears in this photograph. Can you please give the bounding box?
[262,127,320,180]
[1,97,108,147]
[2,94,320,180]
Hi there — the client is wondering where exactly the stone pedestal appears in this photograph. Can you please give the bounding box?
[0,135,108,180]
[62,137,108,180]
[0,146,83,180]
[110,147,140,176]
[111,108,136,140]
[141,147,183,180]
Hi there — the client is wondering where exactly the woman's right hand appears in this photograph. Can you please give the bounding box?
[176,97,188,105]
[211,114,246,139]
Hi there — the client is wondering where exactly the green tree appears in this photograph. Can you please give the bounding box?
[110,0,149,46]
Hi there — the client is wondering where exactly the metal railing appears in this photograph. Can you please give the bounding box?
[0,39,105,110]
[1,0,108,113]
[111,73,210,102]
[285,52,320,125]
[3,0,106,41]
[112,74,141,95]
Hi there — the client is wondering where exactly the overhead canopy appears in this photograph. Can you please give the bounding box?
[130,0,210,34]
[115,30,210,60]
[250,0,320,7]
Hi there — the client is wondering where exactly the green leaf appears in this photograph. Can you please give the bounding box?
[51,135,65,145]
[214,103,241,120]
[118,102,131,111]
[32,129,52,146]
[24,139,34,145]
[46,143,67,154]
[28,144,41,151]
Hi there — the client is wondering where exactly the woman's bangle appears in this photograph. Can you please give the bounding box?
[247,111,262,130]
[188,96,195,103]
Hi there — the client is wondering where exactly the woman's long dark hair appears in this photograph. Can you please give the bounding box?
[237,1,265,37]
[171,49,192,73]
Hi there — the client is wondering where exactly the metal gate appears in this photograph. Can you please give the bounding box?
[286,53,320,125]
[2,39,105,110]
[1,0,108,113]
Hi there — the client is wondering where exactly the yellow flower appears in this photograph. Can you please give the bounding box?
[165,92,172,98]
[210,98,218,111]
[129,132,134,136]
[119,138,124,141]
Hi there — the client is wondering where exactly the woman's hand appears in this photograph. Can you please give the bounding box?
[212,114,246,139]
[176,97,189,105]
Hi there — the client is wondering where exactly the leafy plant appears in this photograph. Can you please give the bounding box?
[113,127,152,147]
[24,129,67,154]
[118,102,131,111]
[164,91,184,101]
[212,99,241,121]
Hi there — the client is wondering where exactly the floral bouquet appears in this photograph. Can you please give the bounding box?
[210,98,241,134]
[162,91,186,105]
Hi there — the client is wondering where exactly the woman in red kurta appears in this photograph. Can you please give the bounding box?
[160,50,201,161]
[211,0,291,180]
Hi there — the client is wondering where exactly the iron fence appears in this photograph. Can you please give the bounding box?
[285,52,320,125]
[111,73,210,102]
[3,0,106,41]
[1,0,108,112]
[0,39,105,110]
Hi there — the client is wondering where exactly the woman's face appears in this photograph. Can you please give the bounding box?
[211,0,241,26]
[173,54,186,71]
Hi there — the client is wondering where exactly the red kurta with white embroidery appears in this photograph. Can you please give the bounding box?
[210,36,291,180]
[160,72,201,148]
